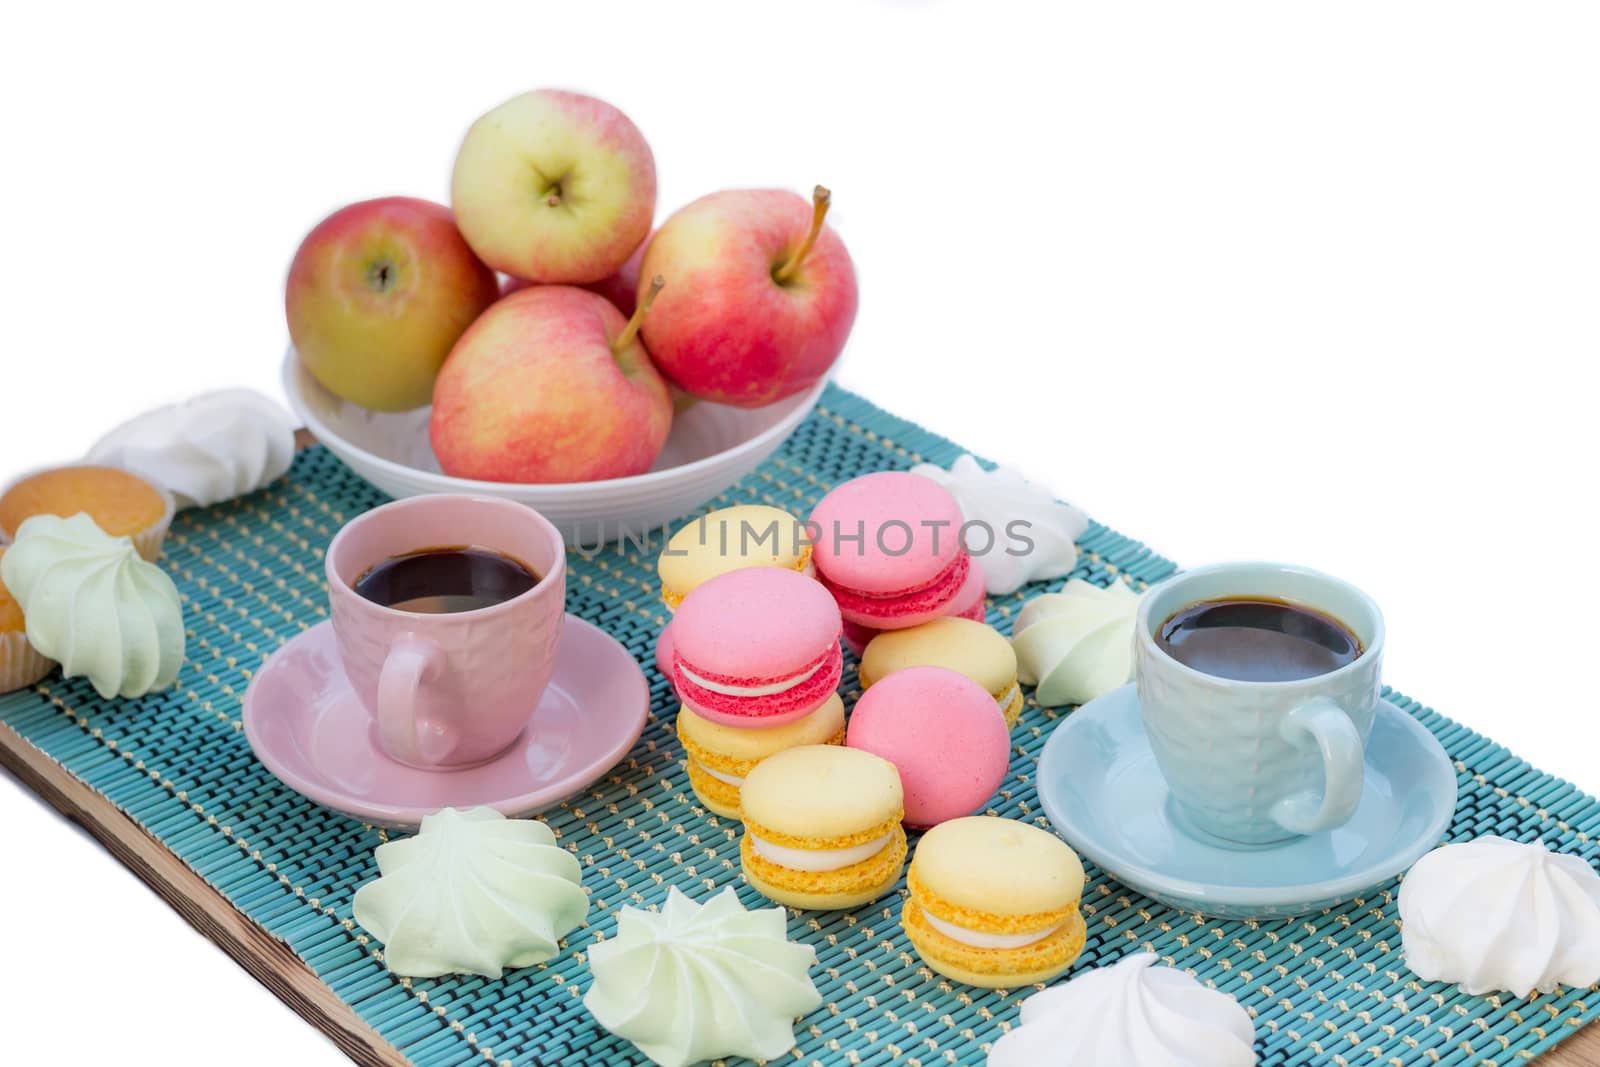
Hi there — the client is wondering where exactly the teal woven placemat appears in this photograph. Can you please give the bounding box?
[3,383,1597,1067]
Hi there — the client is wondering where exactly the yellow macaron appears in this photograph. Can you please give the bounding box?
[859,617,1023,728]
[677,693,846,818]
[657,504,813,610]
[902,816,1086,988]
[739,745,907,910]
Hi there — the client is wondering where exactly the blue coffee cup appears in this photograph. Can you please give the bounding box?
[1134,562,1385,846]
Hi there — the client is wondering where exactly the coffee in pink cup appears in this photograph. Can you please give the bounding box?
[326,494,566,770]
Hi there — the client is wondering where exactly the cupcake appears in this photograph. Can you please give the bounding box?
[0,547,55,694]
[0,465,175,561]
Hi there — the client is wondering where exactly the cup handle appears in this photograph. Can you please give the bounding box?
[377,635,447,767]
[1269,696,1364,836]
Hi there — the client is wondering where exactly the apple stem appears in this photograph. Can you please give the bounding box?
[612,275,665,354]
[773,185,831,284]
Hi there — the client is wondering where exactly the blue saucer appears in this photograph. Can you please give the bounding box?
[1036,685,1457,919]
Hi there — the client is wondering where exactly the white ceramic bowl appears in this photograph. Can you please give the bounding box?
[282,348,824,544]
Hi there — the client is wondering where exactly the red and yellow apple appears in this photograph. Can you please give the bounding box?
[430,281,672,483]
[286,197,498,412]
[503,229,652,316]
[640,186,857,407]
[452,90,655,285]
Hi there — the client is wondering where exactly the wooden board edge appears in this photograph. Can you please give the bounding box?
[0,720,411,1067]
[1553,1019,1600,1067]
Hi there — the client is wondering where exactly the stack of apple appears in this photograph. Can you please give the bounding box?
[286,89,858,484]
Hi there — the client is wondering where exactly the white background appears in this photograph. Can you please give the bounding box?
[2,2,1596,1064]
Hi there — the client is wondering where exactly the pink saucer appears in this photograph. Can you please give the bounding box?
[243,615,648,828]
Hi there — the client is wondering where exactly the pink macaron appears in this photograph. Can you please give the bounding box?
[671,566,843,727]
[840,559,989,654]
[809,471,978,632]
[846,665,1010,828]
[841,619,878,657]
[655,620,677,683]
[947,558,987,621]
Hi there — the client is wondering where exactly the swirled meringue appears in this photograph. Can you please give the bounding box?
[910,455,1088,595]
[0,514,184,699]
[989,952,1256,1067]
[352,806,588,979]
[88,388,296,509]
[1011,578,1140,706]
[1398,836,1600,996]
[584,886,821,1067]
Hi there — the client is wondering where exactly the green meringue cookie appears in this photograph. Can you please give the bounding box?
[0,513,184,699]
[352,806,588,979]
[1011,578,1142,707]
[584,886,821,1067]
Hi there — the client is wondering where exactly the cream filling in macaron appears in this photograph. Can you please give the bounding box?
[679,659,824,698]
[921,908,1061,949]
[751,830,894,872]
[995,682,1021,711]
[693,759,745,786]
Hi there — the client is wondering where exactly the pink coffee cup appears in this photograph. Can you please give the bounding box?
[326,494,566,770]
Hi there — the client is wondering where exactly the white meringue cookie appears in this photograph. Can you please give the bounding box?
[910,455,1088,595]
[1011,578,1141,706]
[989,952,1256,1067]
[88,388,296,509]
[1399,836,1600,996]
[585,886,820,1067]
[0,514,184,699]
[352,806,588,979]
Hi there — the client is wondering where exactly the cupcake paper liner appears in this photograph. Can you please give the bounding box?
[0,629,56,695]
[130,481,176,562]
